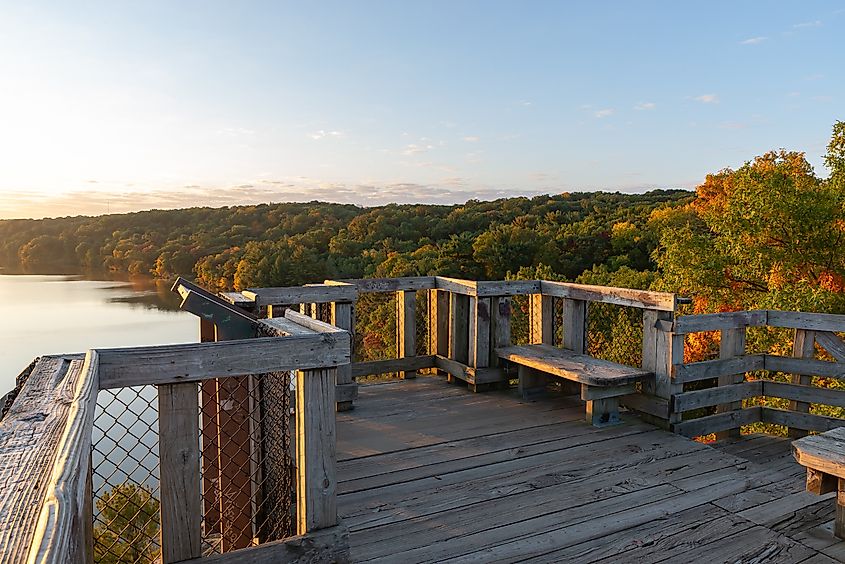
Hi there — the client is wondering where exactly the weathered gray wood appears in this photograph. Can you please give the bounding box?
[790,329,818,439]
[619,392,669,419]
[673,407,762,437]
[673,381,762,413]
[449,293,470,368]
[763,381,845,408]
[581,383,637,401]
[496,344,651,387]
[334,276,436,292]
[284,309,346,334]
[469,297,491,369]
[331,302,355,410]
[716,327,747,440]
[159,382,201,563]
[793,428,845,479]
[194,523,349,563]
[585,396,621,426]
[490,297,512,369]
[673,354,765,383]
[763,407,845,433]
[816,331,845,362]
[351,356,437,378]
[435,276,477,295]
[673,310,768,334]
[807,468,838,495]
[529,294,553,345]
[561,298,587,353]
[765,355,845,378]
[296,367,338,534]
[243,284,357,306]
[24,352,99,564]
[475,280,541,297]
[539,280,676,311]
[219,291,256,308]
[261,316,314,336]
[396,291,416,379]
[97,333,350,388]
[517,365,546,399]
[768,310,845,332]
[432,356,506,385]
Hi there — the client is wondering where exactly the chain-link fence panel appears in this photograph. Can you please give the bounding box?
[586,302,644,368]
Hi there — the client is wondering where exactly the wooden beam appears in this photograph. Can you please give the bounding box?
[763,407,845,433]
[469,297,491,370]
[561,299,587,354]
[529,294,553,346]
[763,380,845,408]
[539,280,676,311]
[716,327,747,440]
[283,309,346,334]
[816,331,845,362]
[397,291,416,379]
[97,333,350,389]
[672,381,762,413]
[635,309,671,426]
[24,352,99,564]
[333,276,435,292]
[331,301,355,411]
[673,354,765,384]
[807,468,838,495]
[764,355,845,378]
[789,329,817,439]
[475,280,541,297]
[296,368,338,534]
[158,382,201,563]
[673,407,761,438]
[435,277,478,296]
[242,284,358,306]
[195,523,349,563]
[673,310,768,334]
[767,310,845,332]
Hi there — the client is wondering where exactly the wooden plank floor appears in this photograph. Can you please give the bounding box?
[336,376,845,563]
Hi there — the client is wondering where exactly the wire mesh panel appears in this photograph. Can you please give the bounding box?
[415,290,430,357]
[510,294,531,345]
[586,302,644,367]
[92,386,161,564]
[92,373,293,563]
[200,373,293,555]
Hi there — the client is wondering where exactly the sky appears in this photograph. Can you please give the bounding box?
[0,1,842,219]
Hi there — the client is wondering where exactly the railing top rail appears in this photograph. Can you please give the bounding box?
[674,310,845,335]
[539,280,677,311]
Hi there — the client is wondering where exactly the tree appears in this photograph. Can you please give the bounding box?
[93,483,160,563]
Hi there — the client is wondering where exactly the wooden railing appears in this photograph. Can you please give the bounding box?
[671,310,845,438]
[0,310,350,563]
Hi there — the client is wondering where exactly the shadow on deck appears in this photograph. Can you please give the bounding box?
[336,376,844,563]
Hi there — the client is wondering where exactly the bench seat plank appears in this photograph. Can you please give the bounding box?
[793,428,845,539]
[496,344,652,387]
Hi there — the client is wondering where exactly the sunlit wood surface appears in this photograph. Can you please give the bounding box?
[336,376,845,563]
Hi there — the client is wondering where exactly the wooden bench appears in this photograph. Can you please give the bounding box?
[793,427,845,539]
[496,343,652,427]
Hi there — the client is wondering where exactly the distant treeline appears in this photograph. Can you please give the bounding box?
[0,191,691,290]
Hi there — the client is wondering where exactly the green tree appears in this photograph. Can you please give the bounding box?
[93,483,160,563]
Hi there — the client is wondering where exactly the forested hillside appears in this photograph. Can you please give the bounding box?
[0,191,690,290]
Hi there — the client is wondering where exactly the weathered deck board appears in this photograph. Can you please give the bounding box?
[336,377,845,562]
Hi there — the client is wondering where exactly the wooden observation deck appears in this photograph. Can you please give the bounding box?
[2,276,845,563]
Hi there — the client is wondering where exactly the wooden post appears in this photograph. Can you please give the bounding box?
[789,329,816,439]
[838,478,845,539]
[198,319,221,537]
[644,310,681,428]
[431,290,450,377]
[468,297,491,392]
[448,293,470,381]
[331,301,356,410]
[716,327,747,440]
[296,368,338,534]
[397,291,416,379]
[490,296,512,368]
[559,298,586,395]
[529,294,554,345]
[159,383,202,563]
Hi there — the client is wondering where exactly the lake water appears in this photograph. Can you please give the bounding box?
[0,273,197,395]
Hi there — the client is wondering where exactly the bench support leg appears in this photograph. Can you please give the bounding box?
[838,478,845,540]
[517,366,546,400]
[586,397,621,427]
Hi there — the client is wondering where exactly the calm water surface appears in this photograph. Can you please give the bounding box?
[0,273,197,394]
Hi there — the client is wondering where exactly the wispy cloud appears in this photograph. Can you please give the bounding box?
[401,143,434,155]
[634,102,656,111]
[693,94,719,104]
[462,136,480,142]
[793,20,822,29]
[309,130,343,140]
[740,36,767,45]
[594,108,614,118]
